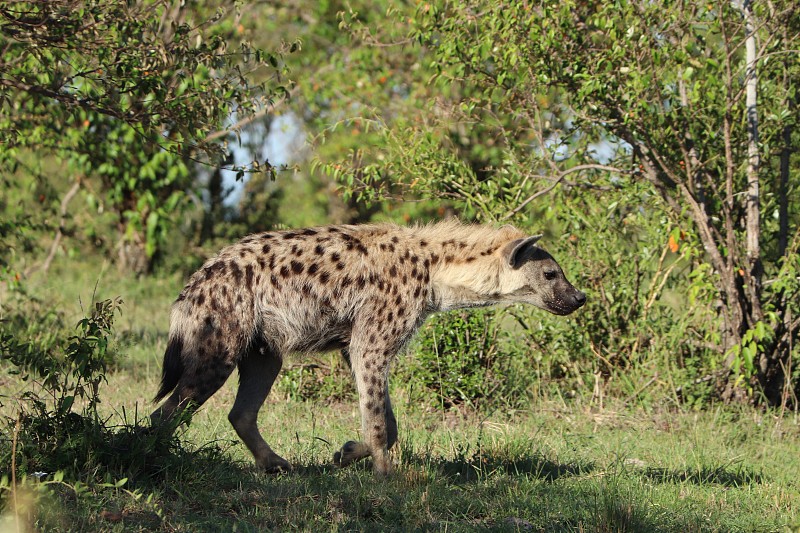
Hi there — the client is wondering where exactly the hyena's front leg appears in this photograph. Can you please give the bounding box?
[334,345,397,475]
[339,348,398,452]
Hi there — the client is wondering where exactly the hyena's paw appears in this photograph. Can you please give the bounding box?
[333,440,370,468]
[256,452,292,474]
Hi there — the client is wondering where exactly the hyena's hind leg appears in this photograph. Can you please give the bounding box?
[150,334,239,428]
[227,342,290,473]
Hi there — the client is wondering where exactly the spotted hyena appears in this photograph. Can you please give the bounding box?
[150,220,585,474]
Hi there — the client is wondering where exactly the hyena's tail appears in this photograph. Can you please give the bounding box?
[154,335,184,402]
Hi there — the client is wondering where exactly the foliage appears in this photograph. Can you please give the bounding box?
[0,0,291,272]
[1,298,123,476]
[0,153,56,282]
[400,309,532,411]
[298,0,800,405]
[0,293,240,524]
[275,352,356,404]
[0,212,47,284]
[409,0,800,403]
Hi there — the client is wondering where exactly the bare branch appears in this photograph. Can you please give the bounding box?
[502,164,626,221]
[25,178,82,277]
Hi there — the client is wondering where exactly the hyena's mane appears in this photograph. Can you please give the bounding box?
[408,219,526,249]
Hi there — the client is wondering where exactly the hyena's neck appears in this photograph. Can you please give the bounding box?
[428,283,502,312]
[429,258,506,311]
[410,222,524,312]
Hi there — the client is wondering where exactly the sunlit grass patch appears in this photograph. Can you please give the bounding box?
[2,261,799,532]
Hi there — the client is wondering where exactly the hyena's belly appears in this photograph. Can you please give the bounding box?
[261,306,353,355]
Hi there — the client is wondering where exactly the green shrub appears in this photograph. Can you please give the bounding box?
[1,298,123,477]
[398,308,533,411]
[275,352,357,404]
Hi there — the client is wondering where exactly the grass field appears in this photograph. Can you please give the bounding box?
[2,261,800,532]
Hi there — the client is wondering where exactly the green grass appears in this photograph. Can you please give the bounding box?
[2,260,800,532]
[7,399,799,532]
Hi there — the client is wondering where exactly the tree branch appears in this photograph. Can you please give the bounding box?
[204,106,272,144]
[25,178,82,277]
[501,164,626,221]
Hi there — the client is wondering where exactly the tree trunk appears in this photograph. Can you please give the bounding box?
[117,231,150,275]
[778,96,793,257]
[742,0,763,326]
[116,192,151,275]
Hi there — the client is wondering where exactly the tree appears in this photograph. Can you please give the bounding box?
[0,0,290,272]
[404,0,800,403]
[211,0,799,404]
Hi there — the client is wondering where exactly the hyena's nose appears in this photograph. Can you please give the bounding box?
[573,290,586,308]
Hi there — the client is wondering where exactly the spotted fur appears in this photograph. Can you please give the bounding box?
[150,220,585,474]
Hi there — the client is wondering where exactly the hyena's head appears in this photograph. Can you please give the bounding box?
[498,235,586,315]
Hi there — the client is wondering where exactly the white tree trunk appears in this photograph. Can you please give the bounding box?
[741,0,762,323]
[744,1,759,257]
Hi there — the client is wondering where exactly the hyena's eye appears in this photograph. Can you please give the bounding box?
[544,270,558,280]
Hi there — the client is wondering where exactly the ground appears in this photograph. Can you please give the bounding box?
[1,262,799,531]
[6,370,799,532]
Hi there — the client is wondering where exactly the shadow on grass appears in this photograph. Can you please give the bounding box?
[402,449,595,483]
[102,423,251,489]
[41,430,761,533]
[640,464,765,487]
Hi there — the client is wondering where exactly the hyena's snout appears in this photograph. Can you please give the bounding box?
[550,284,586,315]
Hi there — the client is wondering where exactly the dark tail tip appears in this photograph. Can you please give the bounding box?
[154,336,184,403]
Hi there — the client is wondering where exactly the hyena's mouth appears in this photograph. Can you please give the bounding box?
[546,291,587,315]
[546,303,577,316]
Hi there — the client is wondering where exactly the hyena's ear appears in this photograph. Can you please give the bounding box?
[502,235,543,268]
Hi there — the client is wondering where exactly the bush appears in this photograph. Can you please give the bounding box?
[0,297,201,487]
[275,352,357,404]
[1,299,122,476]
[398,308,534,411]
